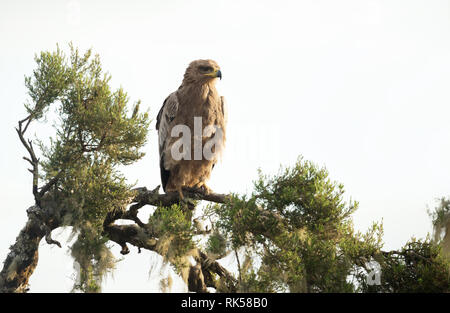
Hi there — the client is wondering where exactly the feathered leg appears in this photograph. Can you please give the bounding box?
[177,186,184,200]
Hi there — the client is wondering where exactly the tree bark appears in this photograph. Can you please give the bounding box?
[0,216,43,292]
[0,203,61,292]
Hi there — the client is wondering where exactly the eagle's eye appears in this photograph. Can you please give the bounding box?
[199,66,213,72]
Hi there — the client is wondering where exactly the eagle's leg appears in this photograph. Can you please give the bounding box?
[176,186,184,200]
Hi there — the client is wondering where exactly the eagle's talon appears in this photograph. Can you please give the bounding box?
[200,185,212,195]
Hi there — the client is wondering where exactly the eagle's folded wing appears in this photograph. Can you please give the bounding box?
[156,92,179,191]
[156,92,179,154]
[221,96,227,127]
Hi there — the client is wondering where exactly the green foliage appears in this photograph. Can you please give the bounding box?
[149,205,196,274]
[70,225,115,293]
[24,45,70,120]
[23,44,150,292]
[357,239,450,292]
[428,198,450,249]
[212,158,372,291]
[255,160,358,234]
[206,230,228,258]
[429,198,450,228]
[211,157,449,292]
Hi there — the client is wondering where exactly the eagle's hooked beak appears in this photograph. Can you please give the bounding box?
[205,69,222,80]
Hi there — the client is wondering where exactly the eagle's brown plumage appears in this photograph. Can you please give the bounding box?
[156,59,227,196]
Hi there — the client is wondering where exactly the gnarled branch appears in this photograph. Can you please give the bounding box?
[102,185,237,292]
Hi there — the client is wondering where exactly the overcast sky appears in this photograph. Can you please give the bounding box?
[1,0,450,292]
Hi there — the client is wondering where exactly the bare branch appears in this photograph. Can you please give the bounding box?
[235,249,242,287]
[134,186,229,207]
[16,119,40,202]
[19,115,31,125]
[22,118,32,134]
[38,171,63,198]
[23,157,34,167]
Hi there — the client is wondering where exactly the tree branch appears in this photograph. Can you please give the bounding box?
[133,186,229,208]
[16,118,40,203]
[38,171,64,198]
[197,250,238,292]
[0,193,66,293]
[104,186,229,227]
[102,185,238,292]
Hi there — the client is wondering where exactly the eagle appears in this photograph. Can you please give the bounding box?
[156,59,227,198]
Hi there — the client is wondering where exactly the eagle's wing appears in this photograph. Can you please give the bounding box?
[221,96,228,127]
[156,92,179,191]
[211,96,227,171]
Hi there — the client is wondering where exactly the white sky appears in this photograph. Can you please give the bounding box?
[1,0,450,292]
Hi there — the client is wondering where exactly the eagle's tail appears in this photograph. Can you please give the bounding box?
[159,154,170,193]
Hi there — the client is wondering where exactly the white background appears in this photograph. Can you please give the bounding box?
[1,0,450,292]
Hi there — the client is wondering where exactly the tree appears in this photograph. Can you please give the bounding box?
[0,45,448,293]
[0,44,149,292]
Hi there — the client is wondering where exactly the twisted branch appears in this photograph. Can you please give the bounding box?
[102,185,237,292]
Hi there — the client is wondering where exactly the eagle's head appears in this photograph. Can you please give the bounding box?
[182,59,222,85]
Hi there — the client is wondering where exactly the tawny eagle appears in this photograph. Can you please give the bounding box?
[156,59,227,197]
